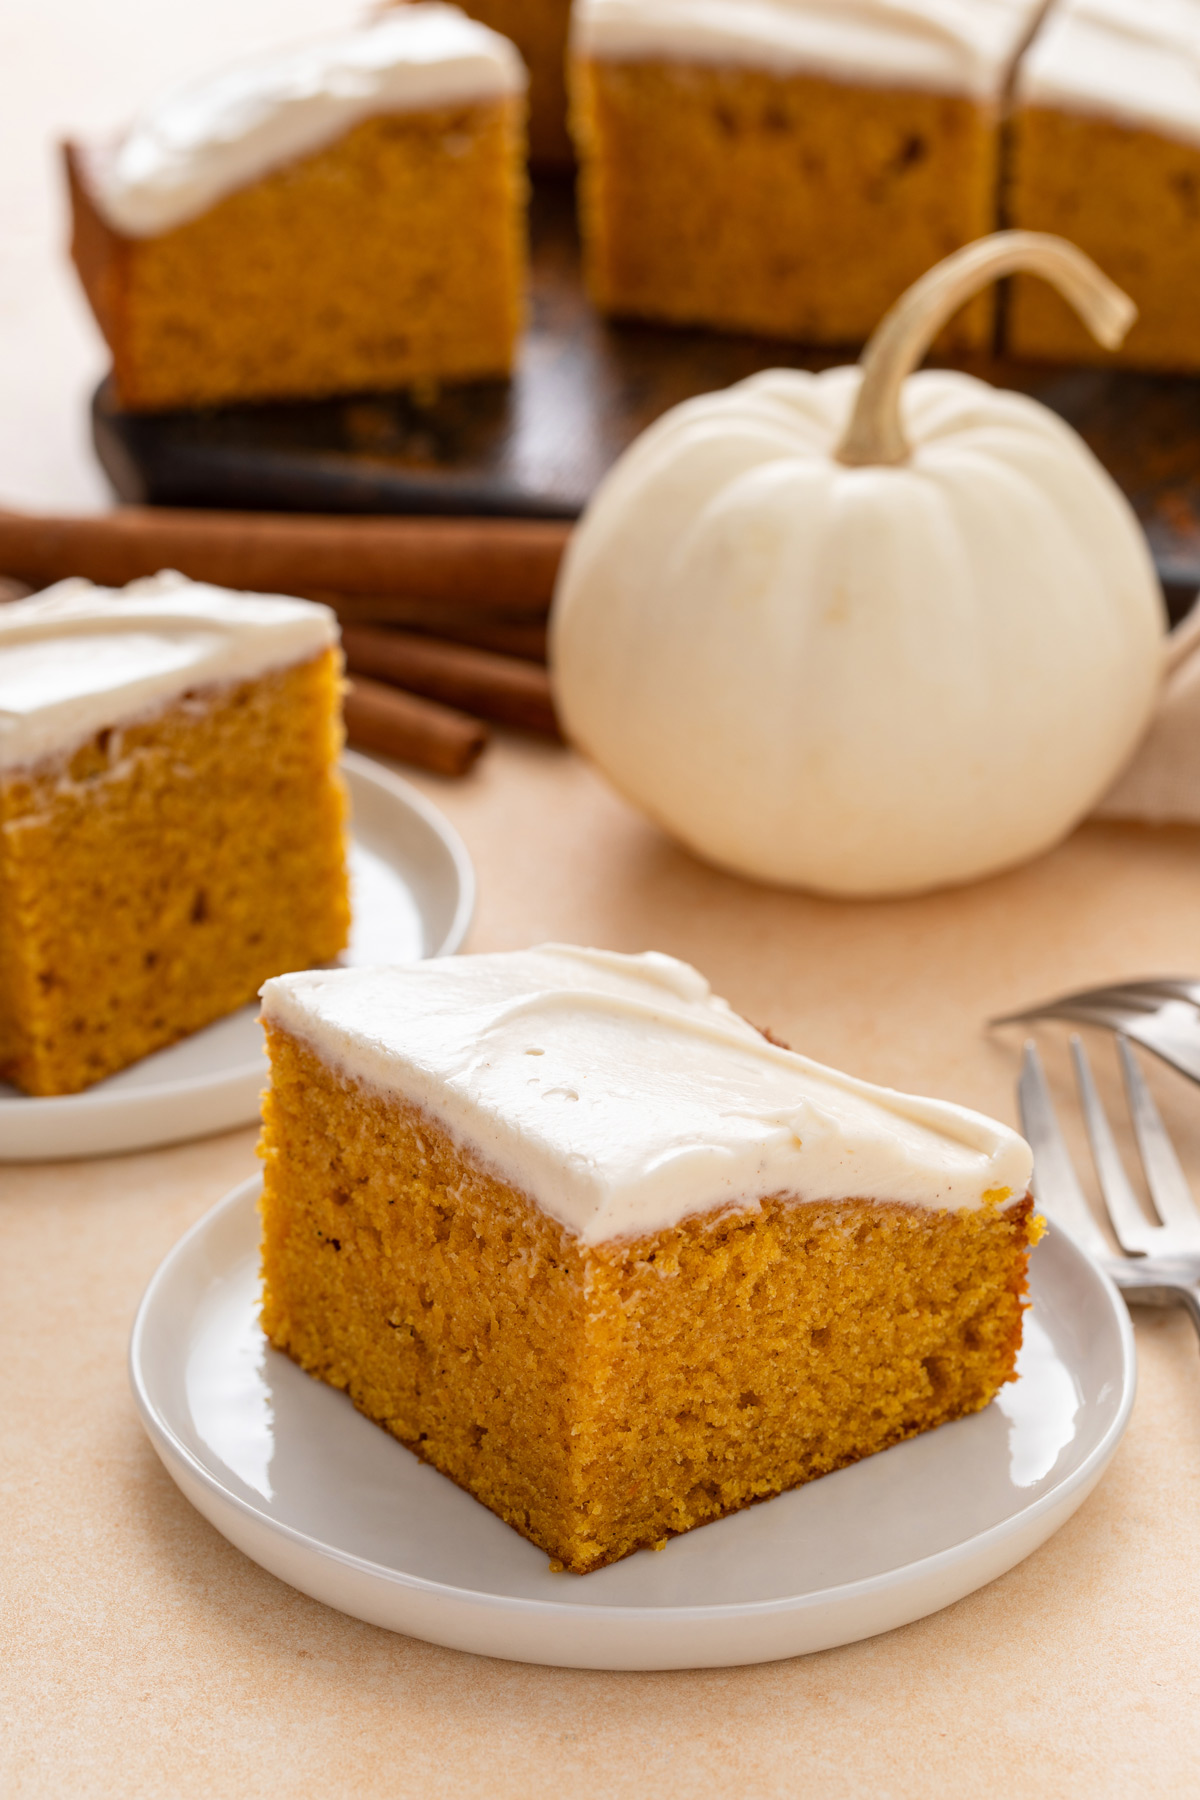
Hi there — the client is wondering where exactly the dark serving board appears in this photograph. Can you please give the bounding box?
[95,175,1200,621]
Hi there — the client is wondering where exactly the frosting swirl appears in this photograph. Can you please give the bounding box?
[572,0,1049,101]
[82,5,527,237]
[261,945,1033,1245]
[0,571,336,770]
[1017,0,1200,148]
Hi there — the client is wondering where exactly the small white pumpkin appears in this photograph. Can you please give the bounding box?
[550,234,1166,897]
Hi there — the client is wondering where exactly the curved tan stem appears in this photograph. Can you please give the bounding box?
[835,231,1137,468]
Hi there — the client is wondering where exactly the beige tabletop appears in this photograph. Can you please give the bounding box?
[4,6,1200,1796]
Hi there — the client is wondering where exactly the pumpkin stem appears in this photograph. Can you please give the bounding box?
[834,231,1136,468]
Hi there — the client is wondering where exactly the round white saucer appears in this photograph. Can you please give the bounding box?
[131,1181,1135,1671]
[0,752,474,1161]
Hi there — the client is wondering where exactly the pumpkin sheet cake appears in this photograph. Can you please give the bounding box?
[65,5,528,411]
[258,946,1038,1574]
[569,0,1049,351]
[0,575,348,1096]
[1009,0,1200,372]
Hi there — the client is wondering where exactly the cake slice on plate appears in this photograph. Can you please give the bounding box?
[1009,0,1200,371]
[65,5,528,410]
[569,0,1049,349]
[258,945,1037,1574]
[0,574,348,1095]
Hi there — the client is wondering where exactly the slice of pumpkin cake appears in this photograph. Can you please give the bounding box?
[569,0,1049,349]
[0,574,348,1095]
[65,5,528,410]
[258,945,1037,1574]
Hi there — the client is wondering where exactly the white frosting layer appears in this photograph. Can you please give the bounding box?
[82,6,527,237]
[572,0,1049,101]
[261,946,1032,1245]
[0,571,337,771]
[1017,0,1200,148]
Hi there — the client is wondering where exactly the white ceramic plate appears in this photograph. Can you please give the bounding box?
[0,752,473,1161]
[131,1180,1135,1671]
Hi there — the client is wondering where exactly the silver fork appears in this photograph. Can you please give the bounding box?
[1019,1034,1200,1343]
[995,980,1200,1085]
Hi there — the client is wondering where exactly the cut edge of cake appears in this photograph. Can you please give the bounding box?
[0,573,350,1094]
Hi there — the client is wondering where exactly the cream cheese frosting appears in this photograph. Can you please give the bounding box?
[1016,0,1200,148]
[81,5,527,238]
[0,571,337,771]
[572,0,1049,101]
[260,945,1033,1245]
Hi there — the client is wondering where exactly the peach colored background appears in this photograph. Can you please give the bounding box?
[4,5,1200,1795]
[7,739,1200,1798]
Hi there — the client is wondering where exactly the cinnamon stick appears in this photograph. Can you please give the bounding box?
[312,592,548,661]
[343,675,488,777]
[409,614,548,664]
[342,625,560,738]
[0,506,571,612]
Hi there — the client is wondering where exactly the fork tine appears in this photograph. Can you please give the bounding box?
[1116,1035,1200,1246]
[1017,1040,1111,1260]
[994,998,1153,1033]
[996,995,1200,1090]
[1068,1035,1156,1256]
[990,980,1192,1029]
